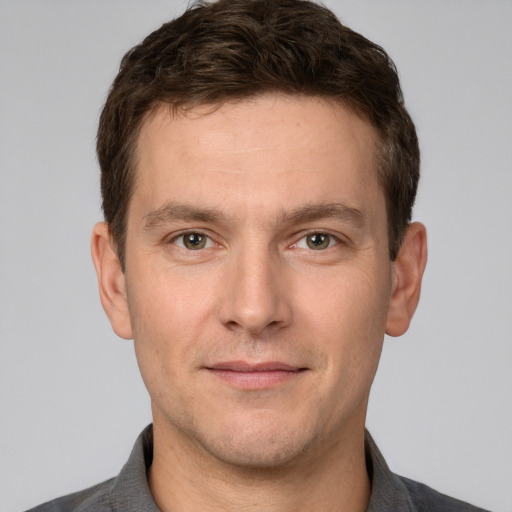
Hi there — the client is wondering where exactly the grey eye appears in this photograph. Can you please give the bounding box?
[306,233,331,250]
[176,233,209,250]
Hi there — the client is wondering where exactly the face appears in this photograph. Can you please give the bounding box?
[100,95,404,469]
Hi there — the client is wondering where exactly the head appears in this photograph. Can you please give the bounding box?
[92,0,427,474]
[97,0,419,269]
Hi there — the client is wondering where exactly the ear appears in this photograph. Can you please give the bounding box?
[91,222,133,339]
[386,222,428,337]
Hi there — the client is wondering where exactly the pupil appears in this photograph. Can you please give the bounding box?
[188,234,201,245]
[311,234,325,246]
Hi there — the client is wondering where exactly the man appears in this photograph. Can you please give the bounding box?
[28,0,488,510]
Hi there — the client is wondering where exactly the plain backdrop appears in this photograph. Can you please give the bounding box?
[1,1,511,511]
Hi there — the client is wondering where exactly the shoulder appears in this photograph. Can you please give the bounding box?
[24,478,115,512]
[399,475,491,512]
[25,425,157,512]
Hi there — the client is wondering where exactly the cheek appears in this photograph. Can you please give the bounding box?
[129,294,202,423]
[126,258,214,334]
[298,264,390,380]
[302,263,390,334]
[125,274,191,390]
[125,258,224,380]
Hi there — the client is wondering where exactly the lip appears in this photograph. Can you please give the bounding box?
[205,361,306,389]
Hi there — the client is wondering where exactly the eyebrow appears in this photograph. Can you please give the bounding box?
[142,200,365,230]
[143,202,226,229]
[284,202,366,229]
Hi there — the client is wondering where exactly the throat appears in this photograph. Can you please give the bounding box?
[147,422,370,512]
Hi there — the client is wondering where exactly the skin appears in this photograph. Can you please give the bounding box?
[92,94,427,511]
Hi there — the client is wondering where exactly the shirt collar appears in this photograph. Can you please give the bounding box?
[365,430,417,512]
[110,425,160,512]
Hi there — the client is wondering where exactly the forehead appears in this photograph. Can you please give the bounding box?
[132,94,383,222]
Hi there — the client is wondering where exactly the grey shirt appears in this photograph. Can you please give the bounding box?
[26,425,489,512]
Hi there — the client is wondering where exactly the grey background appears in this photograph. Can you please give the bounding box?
[1,1,511,511]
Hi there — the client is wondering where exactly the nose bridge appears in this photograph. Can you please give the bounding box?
[219,238,291,334]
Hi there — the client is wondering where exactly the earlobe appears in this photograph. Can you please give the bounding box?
[91,222,133,340]
[385,222,428,337]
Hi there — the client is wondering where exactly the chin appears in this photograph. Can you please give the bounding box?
[206,441,310,471]
[194,418,319,471]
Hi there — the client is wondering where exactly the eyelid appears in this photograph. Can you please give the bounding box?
[168,229,217,249]
[291,230,345,250]
[164,228,347,250]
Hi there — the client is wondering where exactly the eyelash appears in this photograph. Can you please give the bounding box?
[170,231,216,250]
[168,230,342,252]
[292,232,341,251]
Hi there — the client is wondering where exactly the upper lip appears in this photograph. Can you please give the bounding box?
[207,361,303,372]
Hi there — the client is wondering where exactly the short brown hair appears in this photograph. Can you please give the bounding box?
[97,0,419,267]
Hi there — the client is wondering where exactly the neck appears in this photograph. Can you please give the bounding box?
[148,419,370,512]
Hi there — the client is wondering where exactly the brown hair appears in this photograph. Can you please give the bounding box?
[97,0,419,267]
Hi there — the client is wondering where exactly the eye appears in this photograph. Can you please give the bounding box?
[296,232,337,250]
[173,232,214,250]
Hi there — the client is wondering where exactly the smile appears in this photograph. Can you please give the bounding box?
[205,361,307,390]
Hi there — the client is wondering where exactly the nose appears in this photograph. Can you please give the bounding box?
[218,246,293,336]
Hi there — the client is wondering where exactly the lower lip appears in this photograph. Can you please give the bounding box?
[207,369,303,389]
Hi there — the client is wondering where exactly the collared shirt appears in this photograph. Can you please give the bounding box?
[26,425,490,512]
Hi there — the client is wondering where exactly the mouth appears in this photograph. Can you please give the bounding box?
[205,361,307,390]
